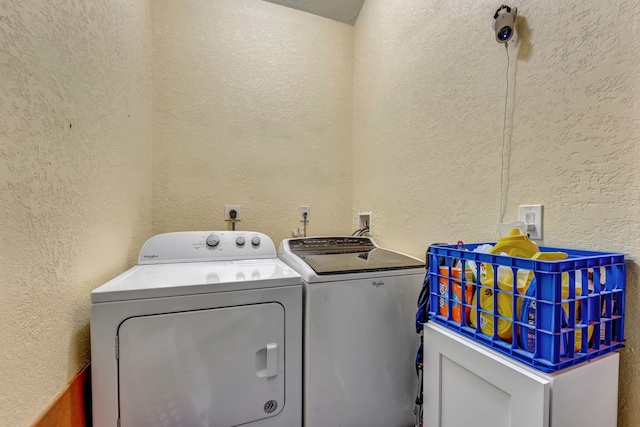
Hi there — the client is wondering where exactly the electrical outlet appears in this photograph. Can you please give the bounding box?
[299,206,310,222]
[224,205,242,221]
[358,212,372,233]
[518,204,542,240]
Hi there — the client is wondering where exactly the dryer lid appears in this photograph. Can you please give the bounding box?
[92,231,302,303]
[91,259,301,303]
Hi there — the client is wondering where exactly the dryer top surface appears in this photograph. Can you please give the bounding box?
[92,231,301,303]
[91,258,301,303]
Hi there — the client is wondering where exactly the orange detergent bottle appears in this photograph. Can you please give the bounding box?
[438,266,474,323]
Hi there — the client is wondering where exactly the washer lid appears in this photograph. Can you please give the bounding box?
[91,259,301,303]
[281,237,425,276]
[297,248,424,275]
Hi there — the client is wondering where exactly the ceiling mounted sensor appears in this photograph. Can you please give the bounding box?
[492,5,517,43]
[262,0,365,26]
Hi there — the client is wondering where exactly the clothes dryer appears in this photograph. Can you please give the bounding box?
[278,236,425,427]
[91,231,302,427]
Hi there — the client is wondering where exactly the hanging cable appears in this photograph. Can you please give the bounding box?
[303,212,307,237]
[357,227,370,236]
[351,220,370,237]
[496,42,510,238]
[230,209,237,231]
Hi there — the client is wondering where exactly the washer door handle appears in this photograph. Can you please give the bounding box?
[266,343,279,378]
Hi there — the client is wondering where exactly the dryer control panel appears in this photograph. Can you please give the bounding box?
[138,231,276,264]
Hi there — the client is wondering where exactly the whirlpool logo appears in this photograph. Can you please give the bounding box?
[143,254,159,260]
[372,280,385,287]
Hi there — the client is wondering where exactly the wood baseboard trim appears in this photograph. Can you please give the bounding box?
[32,364,91,427]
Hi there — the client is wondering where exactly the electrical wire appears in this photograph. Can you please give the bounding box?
[303,212,307,237]
[351,227,369,236]
[497,42,510,237]
[230,209,237,231]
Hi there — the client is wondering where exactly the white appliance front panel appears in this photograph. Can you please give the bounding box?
[424,323,550,427]
[118,303,285,427]
[304,273,421,427]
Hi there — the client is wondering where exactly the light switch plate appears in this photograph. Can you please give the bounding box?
[518,205,543,240]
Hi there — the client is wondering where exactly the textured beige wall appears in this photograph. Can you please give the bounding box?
[5,0,639,425]
[151,0,353,241]
[353,0,640,424]
[0,1,153,426]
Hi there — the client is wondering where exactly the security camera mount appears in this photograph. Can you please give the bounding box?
[493,5,514,20]
[493,5,517,44]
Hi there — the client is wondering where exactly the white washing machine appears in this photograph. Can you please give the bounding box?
[91,231,303,427]
[278,236,425,427]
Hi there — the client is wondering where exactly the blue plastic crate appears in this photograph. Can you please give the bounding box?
[428,243,625,372]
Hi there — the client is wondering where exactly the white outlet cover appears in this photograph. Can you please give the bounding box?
[358,211,372,232]
[224,205,242,220]
[518,205,542,240]
[299,206,310,221]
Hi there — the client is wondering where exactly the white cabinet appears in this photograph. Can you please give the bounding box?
[423,323,619,427]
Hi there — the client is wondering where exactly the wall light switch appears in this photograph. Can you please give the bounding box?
[518,205,543,240]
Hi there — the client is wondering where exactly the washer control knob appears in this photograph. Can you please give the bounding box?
[251,236,261,246]
[236,236,245,246]
[206,234,220,247]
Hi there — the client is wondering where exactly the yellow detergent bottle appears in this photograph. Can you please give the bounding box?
[484,229,540,293]
[469,286,514,341]
[471,229,538,341]
[471,229,569,343]
[558,272,594,353]
[492,228,540,258]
